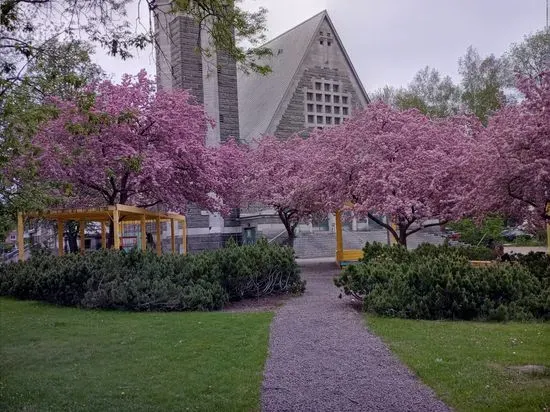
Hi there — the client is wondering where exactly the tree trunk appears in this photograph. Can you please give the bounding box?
[66,221,79,253]
[398,223,408,248]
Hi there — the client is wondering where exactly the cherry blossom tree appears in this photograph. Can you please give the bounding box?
[32,70,242,244]
[469,71,550,229]
[244,135,322,246]
[308,102,480,247]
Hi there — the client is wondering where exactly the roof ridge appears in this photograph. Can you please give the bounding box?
[261,9,327,48]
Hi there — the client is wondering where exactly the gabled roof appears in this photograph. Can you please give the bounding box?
[238,10,369,142]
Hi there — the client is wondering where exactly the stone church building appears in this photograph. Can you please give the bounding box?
[154,8,369,251]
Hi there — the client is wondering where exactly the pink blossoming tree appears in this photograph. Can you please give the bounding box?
[244,135,323,246]
[308,102,479,247]
[33,70,242,245]
[468,71,550,229]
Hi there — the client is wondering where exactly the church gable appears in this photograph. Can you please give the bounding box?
[271,14,369,138]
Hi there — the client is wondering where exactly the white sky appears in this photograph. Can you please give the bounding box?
[93,0,547,93]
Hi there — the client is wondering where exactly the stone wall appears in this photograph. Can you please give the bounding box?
[169,16,204,102]
[275,67,362,139]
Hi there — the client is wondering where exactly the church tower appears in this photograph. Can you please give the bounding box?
[154,2,241,251]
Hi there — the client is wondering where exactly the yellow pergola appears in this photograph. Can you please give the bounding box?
[17,204,187,261]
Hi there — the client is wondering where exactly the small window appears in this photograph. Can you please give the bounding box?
[320,31,323,36]
[317,116,323,124]
[333,84,339,93]
[327,41,332,46]
[325,116,332,124]
[220,114,225,123]
[307,104,314,112]
[333,95,340,104]
[327,32,331,37]
[307,92,313,101]
[320,40,323,45]
[334,117,341,125]
[316,93,322,102]
[343,107,349,116]
[325,105,331,113]
[308,115,314,123]
[342,96,348,104]
[217,65,222,74]
[316,104,323,112]
[324,83,330,92]
[334,106,340,114]
[315,82,322,90]
[325,95,331,103]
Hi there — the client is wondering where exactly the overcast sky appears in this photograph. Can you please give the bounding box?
[94,0,546,93]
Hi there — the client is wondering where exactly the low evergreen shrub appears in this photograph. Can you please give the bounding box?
[335,243,548,321]
[0,240,304,311]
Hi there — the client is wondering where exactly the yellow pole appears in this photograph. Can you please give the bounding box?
[335,210,343,263]
[390,220,398,246]
[57,219,65,256]
[170,219,175,254]
[113,209,120,250]
[17,212,24,262]
[141,215,147,251]
[156,215,162,256]
[101,221,106,249]
[182,219,187,255]
[79,221,85,254]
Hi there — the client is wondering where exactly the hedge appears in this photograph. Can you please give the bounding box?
[335,243,549,321]
[0,240,305,311]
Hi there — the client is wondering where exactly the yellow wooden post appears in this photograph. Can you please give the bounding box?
[17,212,25,262]
[79,221,85,254]
[389,220,398,246]
[335,210,343,263]
[141,215,147,251]
[101,221,107,249]
[113,209,120,250]
[170,219,176,254]
[57,219,65,256]
[182,219,187,255]
[156,215,162,256]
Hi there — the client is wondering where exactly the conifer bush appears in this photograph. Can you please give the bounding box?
[335,242,548,321]
[0,240,304,311]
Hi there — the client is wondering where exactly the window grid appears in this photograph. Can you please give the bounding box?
[304,80,352,128]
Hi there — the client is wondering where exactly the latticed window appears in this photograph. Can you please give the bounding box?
[304,79,352,128]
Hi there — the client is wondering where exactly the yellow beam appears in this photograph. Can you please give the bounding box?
[101,221,106,249]
[170,218,175,254]
[182,219,187,255]
[156,215,162,256]
[335,210,343,262]
[17,212,24,262]
[79,221,85,254]
[57,220,65,256]
[141,215,147,251]
[113,209,120,250]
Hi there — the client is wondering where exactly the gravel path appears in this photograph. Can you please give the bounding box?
[261,259,450,412]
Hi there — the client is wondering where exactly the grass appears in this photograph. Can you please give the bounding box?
[366,316,550,411]
[0,298,273,412]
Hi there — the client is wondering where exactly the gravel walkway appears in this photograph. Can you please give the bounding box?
[261,259,450,412]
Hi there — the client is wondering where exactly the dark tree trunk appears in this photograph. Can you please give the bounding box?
[278,209,298,248]
[65,221,79,253]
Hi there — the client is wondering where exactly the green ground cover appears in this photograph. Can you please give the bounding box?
[0,298,273,411]
[367,316,550,411]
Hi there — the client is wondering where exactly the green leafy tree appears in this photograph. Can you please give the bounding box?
[1,0,270,98]
[505,29,550,81]
[0,40,104,239]
[459,46,507,123]
[371,67,460,118]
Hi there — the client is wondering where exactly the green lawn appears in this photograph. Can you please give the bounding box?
[0,298,273,412]
[367,316,550,411]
